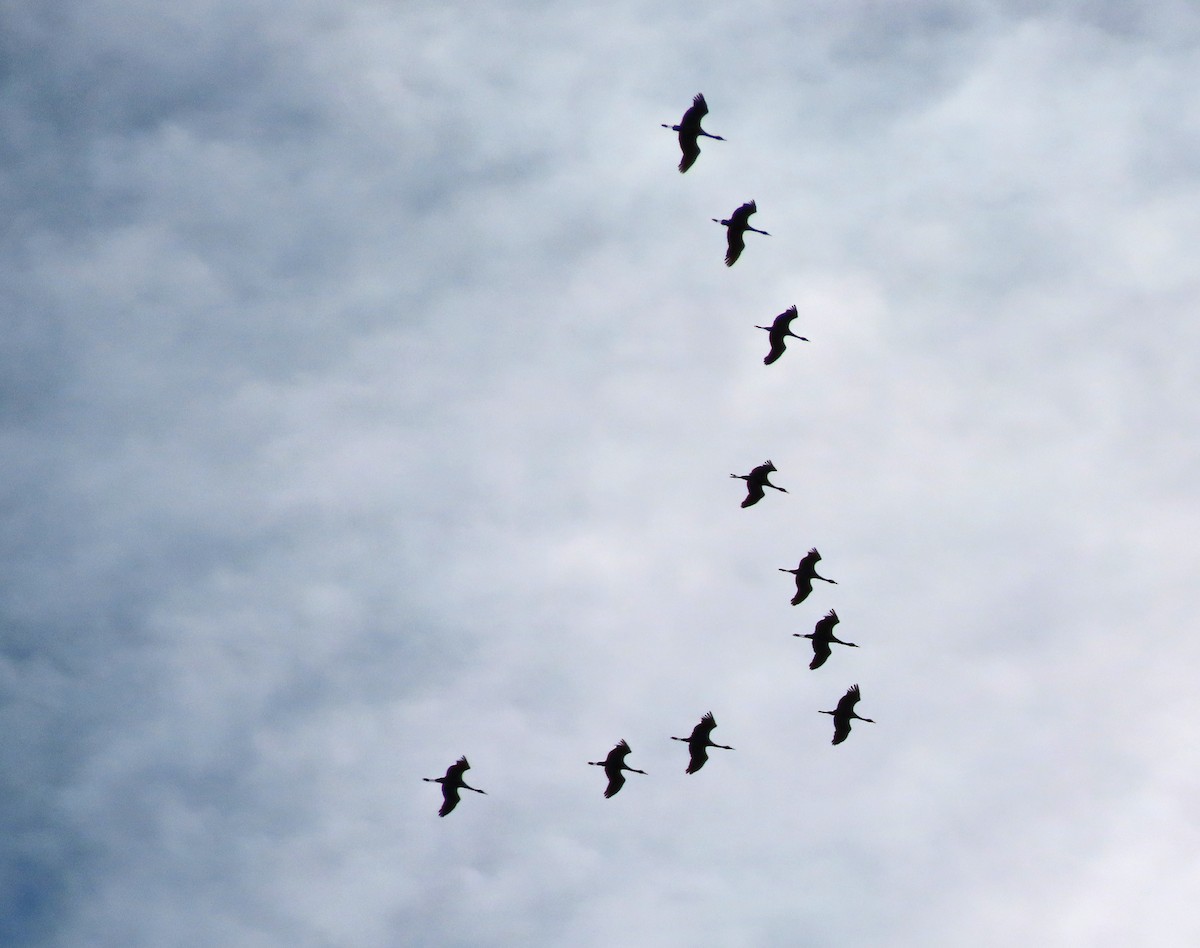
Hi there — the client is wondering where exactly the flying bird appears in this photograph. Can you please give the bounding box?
[661,93,725,173]
[423,756,487,817]
[820,684,874,745]
[757,305,808,365]
[671,712,734,773]
[713,200,770,266]
[731,460,787,507]
[779,548,837,606]
[588,740,647,798]
[794,609,858,670]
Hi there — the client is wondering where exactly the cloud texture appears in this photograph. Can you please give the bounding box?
[4,1,1200,945]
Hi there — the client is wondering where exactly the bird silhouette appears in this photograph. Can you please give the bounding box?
[588,740,647,798]
[779,548,837,606]
[820,684,874,745]
[423,756,487,816]
[671,711,734,773]
[661,93,725,173]
[713,200,769,266]
[731,460,787,507]
[757,305,808,365]
[794,609,858,670]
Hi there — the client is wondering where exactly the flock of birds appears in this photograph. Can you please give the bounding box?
[425,94,874,817]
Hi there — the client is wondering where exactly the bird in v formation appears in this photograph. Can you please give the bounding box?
[731,459,787,507]
[588,740,647,798]
[662,93,725,173]
[780,548,837,606]
[423,756,487,817]
[757,305,808,365]
[671,712,735,773]
[713,199,770,266]
[794,609,859,670]
[820,684,875,745]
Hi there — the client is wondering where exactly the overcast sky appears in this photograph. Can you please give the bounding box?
[5,1,1200,945]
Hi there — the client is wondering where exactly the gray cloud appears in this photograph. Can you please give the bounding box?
[4,1,1200,945]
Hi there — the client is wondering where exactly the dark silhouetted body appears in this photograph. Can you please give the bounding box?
[423,756,487,817]
[731,460,787,507]
[588,740,647,798]
[794,609,858,670]
[780,548,837,606]
[820,684,874,745]
[713,200,770,266]
[662,93,725,173]
[671,711,734,773]
[757,305,808,365]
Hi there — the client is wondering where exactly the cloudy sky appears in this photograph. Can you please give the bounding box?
[5,1,1200,945]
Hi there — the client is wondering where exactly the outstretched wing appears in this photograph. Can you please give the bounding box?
[790,577,813,606]
[814,611,839,636]
[764,336,787,364]
[679,93,708,129]
[831,718,852,745]
[724,228,745,266]
[773,305,798,331]
[741,480,765,507]
[685,742,710,773]
[799,549,821,574]
[678,137,701,173]
[809,639,832,670]
[445,756,470,781]
[603,768,627,798]
[438,782,462,817]
[730,201,756,227]
[836,684,862,716]
[691,712,718,741]
[607,740,632,766]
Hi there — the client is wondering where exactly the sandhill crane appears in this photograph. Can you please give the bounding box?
[671,711,734,773]
[423,756,487,817]
[731,460,787,508]
[794,609,858,670]
[713,200,770,266]
[820,684,874,745]
[662,93,725,173]
[757,305,808,365]
[588,740,647,798]
[779,548,837,606]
